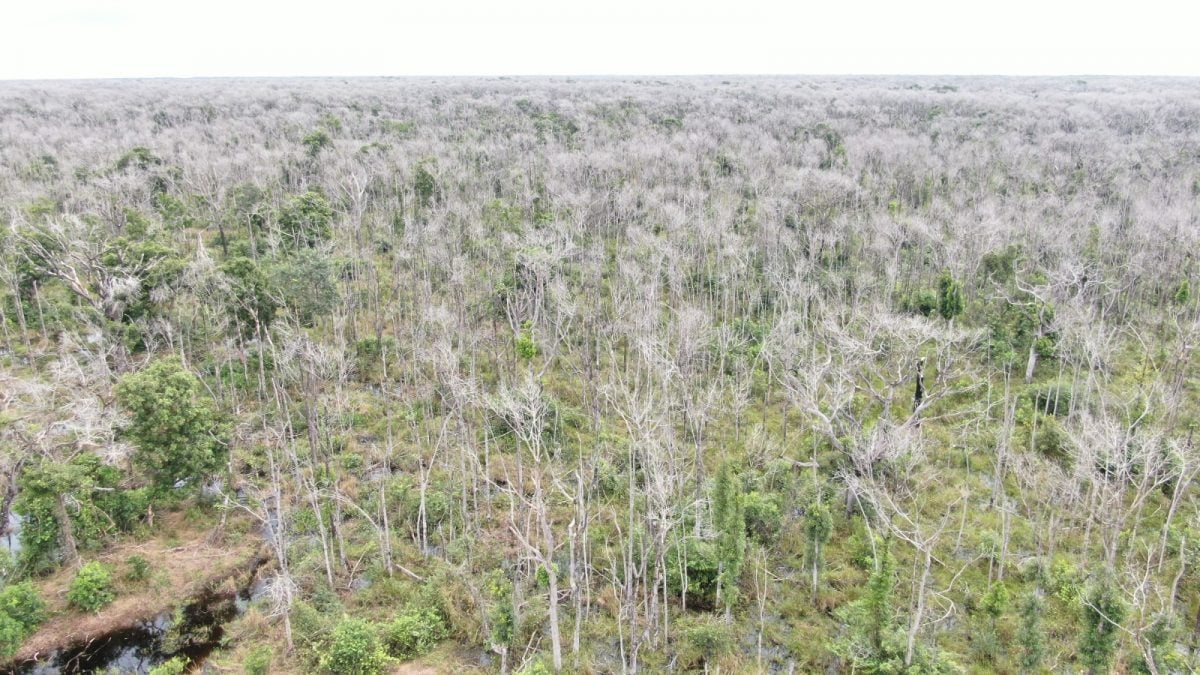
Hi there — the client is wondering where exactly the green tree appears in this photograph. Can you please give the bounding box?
[1079,581,1125,674]
[743,490,783,543]
[486,574,516,670]
[863,540,897,653]
[115,358,228,493]
[277,191,333,249]
[980,582,1009,627]
[712,461,746,617]
[803,500,833,602]
[514,320,539,360]
[100,236,186,326]
[1017,592,1046,672]
[413,161,437,209]
[835,539,910,672]
[220,256,277,335]
[14,454,146,571]
[267,249,339,325]
[978,581,1010,662]
[1173,279,1191,306]
[302,129,332,157]
[937,270,964,322]
[1132,611,1178,674]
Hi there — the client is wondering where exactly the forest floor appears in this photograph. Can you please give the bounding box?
[12,510,263,664]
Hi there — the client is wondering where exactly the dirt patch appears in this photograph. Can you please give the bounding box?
[393,665,445,674]
[12,511,263,664]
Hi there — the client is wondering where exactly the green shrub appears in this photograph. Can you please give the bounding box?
[114,357,229,494]
[302,129,332,156]
[1030,383,1072,416]
[277,191,333,248]
[1050,557,1082,603]
[534,562,558,589]
[515,321,539,360]
[116,146,161,171]
[666,539,719,610]
[908,289,938,317]
[383,608,448,659]
[67,562,115,612]
[0,581,45,657]
[289,600,331,651]
[339,452,364,471]
[678,616,733,669]
[319,617,389,675]
[1030,415,1069,462]
[515,658,555,675]
[743,490,783,543]
[149,656,188,675]
[0,582,46,630]
[0,612,27,658]
[125,554,152,582]
[243,644,273,675]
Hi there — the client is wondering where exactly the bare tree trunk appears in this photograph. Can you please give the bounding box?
[54,494,79,566]
[905,549,932,667]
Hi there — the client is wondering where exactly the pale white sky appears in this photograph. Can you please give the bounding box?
[3,0,1198,79]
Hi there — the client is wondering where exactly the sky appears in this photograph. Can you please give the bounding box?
[3,0,1199,79]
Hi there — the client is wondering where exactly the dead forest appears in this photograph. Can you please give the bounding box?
[1,76,1200,673]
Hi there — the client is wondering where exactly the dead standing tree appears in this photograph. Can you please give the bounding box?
[485,374,567,672]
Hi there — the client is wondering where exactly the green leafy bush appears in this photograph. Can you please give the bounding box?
[1050,557,1082,603]
[125,554,151,582]
[0,582,46,630]
[289,600,331,651]
[67,562,115,612]
[907,289,938,317]
[0,581,46,657]
[515,321,539,360]
[0,612,27,659]
[666,539,719,610]
[937,270,964,321]
[302,129,332,156]
[515,659,555,675]
[267,249,338,324]
[383,608,448,659]
[743,490,783,543]
[115,146,161,171]
[243,644,273,675]
[678,616,733,669]
[319,617,389,675]
[1031,415,1069,462]
[1030,383,1072,416]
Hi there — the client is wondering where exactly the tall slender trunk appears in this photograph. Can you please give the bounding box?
[54,494,79,566]
[905,549,932,667]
